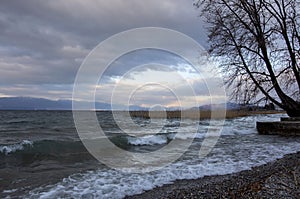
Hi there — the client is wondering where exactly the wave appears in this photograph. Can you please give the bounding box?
[0,140,33,155]
[1,119,255,156]
[27,138,300,199]
[0,135,177,157]
[0,140,86,157]
[125,130,210,146]
[127,134,174,146]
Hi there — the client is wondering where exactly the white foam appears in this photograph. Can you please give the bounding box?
[0,140,33,155]
[27,114,300,199]
[127,134,170,146]
[2,188,18,194]
[28,140,300,199]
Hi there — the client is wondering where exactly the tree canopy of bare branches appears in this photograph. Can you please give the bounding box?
[195,0,300,117]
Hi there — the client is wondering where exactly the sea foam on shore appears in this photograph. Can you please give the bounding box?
[126,152,300,199]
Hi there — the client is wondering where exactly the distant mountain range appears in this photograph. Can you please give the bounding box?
[195,102,242,111]
[0,97,155,110]
[0,97,256,111]
[0,97,112,110]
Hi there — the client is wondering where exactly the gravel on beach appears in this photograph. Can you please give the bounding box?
[126,152,300,199]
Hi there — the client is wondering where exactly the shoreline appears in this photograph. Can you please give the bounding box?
[129,110,285,119]
[126,152,300,199]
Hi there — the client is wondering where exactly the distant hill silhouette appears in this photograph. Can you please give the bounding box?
[197,102,241,110]
[0,97,112,110]
[0,97,263,111]
[191,102,266,111]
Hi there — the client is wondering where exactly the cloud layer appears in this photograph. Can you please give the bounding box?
[0,0,224,107]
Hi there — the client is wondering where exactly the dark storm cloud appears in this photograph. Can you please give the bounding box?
[0,0,208,99]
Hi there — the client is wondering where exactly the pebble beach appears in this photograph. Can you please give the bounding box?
[127,152,300,199]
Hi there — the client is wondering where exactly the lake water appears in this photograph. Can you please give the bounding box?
[1,111,299,198]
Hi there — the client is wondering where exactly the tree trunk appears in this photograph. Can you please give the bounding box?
[285,102,300,117]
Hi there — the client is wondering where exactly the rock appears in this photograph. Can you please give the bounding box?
[281,117,300,122]
[256,121,300,136]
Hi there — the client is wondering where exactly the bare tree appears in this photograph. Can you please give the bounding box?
[195,0,300,117]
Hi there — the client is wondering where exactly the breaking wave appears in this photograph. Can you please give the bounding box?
[0,140,33,155]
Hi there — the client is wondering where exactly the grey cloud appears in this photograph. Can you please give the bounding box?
[102,49,192,80]
[0,84,73,100]
[0,0,208,101]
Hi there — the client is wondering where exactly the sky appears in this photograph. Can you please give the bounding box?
[0,0,227,108]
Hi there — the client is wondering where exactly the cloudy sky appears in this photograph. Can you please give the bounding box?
[0,0,227,108]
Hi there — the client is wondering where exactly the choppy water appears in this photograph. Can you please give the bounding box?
[0,111,299,198]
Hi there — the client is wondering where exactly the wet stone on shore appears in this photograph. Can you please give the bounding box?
[125,152,300,199]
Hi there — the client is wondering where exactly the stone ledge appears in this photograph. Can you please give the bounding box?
[281,117,300,122]
[257,121,300,136]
